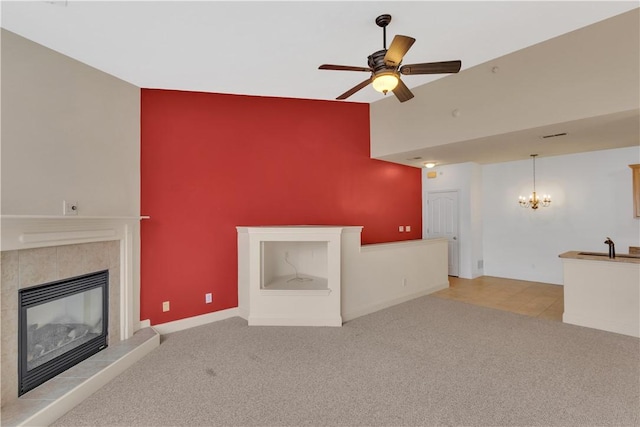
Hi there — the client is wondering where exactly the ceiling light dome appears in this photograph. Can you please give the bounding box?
[372,72,399,94]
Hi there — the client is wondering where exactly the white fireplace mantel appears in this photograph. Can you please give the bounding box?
[1,215,148,340]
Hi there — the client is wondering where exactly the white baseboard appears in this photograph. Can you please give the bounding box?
[342,282,449,323]
[153,282,448,333]
[248,316,342,327]
[139,319,151,328]
[153,307,240,335]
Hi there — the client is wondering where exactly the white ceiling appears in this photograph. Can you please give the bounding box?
[2,1,639,165]
[2,1,637,103]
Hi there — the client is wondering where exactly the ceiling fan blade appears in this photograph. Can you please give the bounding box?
[319,64,371,72]
[384,35,416,67]
[400,60,462,75]
[337,78,373,100]
[392,79,414,103]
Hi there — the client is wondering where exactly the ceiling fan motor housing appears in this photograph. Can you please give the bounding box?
[368,49,396,76]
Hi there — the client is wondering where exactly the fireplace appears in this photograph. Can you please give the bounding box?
[18,270,109,395]
[1,215,145,408]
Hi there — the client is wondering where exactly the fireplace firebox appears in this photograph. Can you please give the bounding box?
[18,270,109,395]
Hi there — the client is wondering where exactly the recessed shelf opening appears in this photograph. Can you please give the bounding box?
[261,241,329,291]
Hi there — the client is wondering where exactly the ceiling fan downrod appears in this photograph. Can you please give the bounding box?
[375,14,392,50]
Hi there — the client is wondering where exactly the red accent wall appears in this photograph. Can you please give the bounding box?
[141,89,422,325]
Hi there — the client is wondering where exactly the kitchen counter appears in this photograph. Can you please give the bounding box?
[560,250,640,338]
[559,251,640,264]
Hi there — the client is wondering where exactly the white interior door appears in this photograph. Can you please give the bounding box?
[425,191,459,276]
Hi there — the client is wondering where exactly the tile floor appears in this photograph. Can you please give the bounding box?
[432,276,564,321]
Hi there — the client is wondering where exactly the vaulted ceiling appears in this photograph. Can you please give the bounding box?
[2,1,638,166]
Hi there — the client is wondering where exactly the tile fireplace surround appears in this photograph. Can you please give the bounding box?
[1,216,157,426]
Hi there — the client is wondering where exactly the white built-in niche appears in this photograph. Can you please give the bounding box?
[237,226,344,327]
[261,241,328,291]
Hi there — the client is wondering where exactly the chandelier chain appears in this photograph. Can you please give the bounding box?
[532,154,536,193]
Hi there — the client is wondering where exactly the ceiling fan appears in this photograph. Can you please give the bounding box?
[319,14,462,102]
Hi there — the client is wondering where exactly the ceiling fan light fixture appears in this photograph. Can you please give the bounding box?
[318,14,461,102]
[372,72,399,94]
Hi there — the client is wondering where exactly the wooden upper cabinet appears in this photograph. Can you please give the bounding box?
[631,164,640,218]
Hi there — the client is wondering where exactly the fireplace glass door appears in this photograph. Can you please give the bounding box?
[19,270,108,395]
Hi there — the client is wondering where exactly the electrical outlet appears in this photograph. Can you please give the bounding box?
[398,226,404,232]
[63,200,78,216]
[205,293,212,304]
[162,301,170,312]
[405,225,411,232]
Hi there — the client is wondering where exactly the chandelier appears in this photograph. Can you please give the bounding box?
[518,154,551,210]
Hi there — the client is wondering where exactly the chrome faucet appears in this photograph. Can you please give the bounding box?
[604,237,615,259]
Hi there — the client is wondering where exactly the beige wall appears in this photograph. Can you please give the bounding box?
[1,29,140,216]
[0,29,143,337]
[370,9,639,159]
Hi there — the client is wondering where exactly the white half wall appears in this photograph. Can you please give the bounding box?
[483,146,640,284]
[236,226,449,325]
[341,230,449,321]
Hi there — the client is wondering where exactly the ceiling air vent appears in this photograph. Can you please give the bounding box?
[541,132,567,139]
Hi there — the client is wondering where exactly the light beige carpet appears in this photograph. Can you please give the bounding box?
[52,295,640,426]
